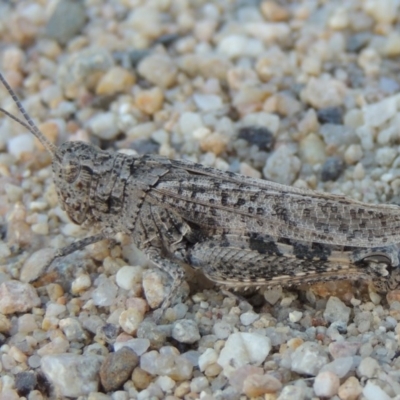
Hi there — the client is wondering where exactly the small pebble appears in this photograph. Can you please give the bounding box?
[180,112,204,136]
[142,270,166,309]
[299,133,326,165]
[321,157,344,182]
[7,134,35,160]
[338,376,363,400]
[137,54,177,88]
[115,266,143,291]
[218,333,272,376]
[237,126,274,150]
[0,281,40,314]
[172,319,201,344]
[317,107,343,124]
[263,145,301,185]
[243,373,283,397]
[15,372,37,397]
[45,0,86,45]
[321,356,353,378]
[313,371,340,397]
[240,311,259,326]
[71,274,91,295]
[96,66,135,96]
[362,380,391,400]
[323,296,351,325]
[20,248,54,283]
[357,356,380,378]
[198,348,218,372]
[301,77,347,109]
[92,276,117,307]
[276,385,306,400]
[100,347,139,392]
[344,144,363,165]
[135,87,164,115]
[119,308,144,335]
[41,354,103,397]
[88,112,119,141]
[291,342,330,376]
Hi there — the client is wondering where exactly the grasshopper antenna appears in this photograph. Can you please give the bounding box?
[0,72,57,155]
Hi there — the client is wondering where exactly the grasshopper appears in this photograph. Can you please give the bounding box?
[1,72,399,317]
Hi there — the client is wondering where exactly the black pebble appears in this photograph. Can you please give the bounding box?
[317,107,343,125]
[321,157,344,182]
[238,126,274,151]
[15,372,37,396]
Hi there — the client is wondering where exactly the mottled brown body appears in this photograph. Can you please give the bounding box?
[1,72,400,316]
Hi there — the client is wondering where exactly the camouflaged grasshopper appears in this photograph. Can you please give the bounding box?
[1,72,400,316]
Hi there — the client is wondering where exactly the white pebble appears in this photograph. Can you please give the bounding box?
[362,380,391,400]
[375,147,397,167]
[41,354,103,397]
[239,311,259,326]
[289,311,303,323]
[362,94,400,129]
[193,93,223,111]
[88,112,119,140]
[116,266,143,291]
[263,145,301,185]
[7,134,36,159]
[217,35,248,59]
[92,276,117,307]
[364,0,398,24]
[179,112,204,136]
[217,333,271,377]
[344,144,363,165]
[172,319,200,344]
[142,270,166,309]
[291,342,329,375]
[313,371,340,397]
[71,274,91,294]
[155,375,175,392]
[20,248,54,283]
[198,348,218,372]
[119,308,144,335]
[0,281,40,314]
[137,54,177,89]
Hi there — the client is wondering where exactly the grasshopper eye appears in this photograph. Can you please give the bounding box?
[63,154,81,183]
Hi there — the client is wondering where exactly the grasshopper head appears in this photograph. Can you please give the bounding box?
[52,141,98,225]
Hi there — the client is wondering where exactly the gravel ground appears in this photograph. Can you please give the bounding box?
[1,0,400,399]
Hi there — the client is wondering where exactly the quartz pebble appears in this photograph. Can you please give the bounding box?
[88,112,119,141]
[172,319,201,344]
[140,349,193,380]
[218,333,272,376]
[323,296,351,325]
[313,371,340,397]
[338,376,363,400]
[96,66,135,96]
[137,54,177,88]
[7,134,35,159]
[119,308,144,335]
[291,342,330,376]
[20,248,54,283]
[0,281,40,314]
[41,354,103,397]
[115,266,143,291]
[362,380,391,400]
[142,270,166,309]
